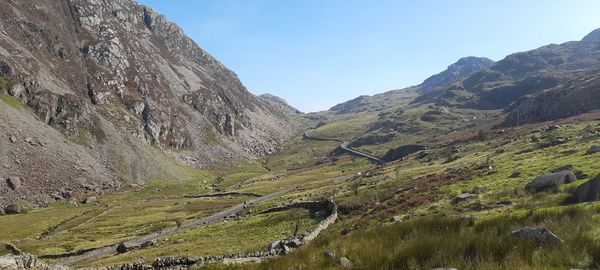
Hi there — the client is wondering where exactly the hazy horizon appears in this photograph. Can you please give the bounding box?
[139,0,600,112]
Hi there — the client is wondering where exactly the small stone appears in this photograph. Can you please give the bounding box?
[574,171,588,180]
[509,169,521,178]
[324,251,336,259]
[451,193,477,204]
[9,136,16,143]
[82,196,97,204]
[339,257,353,268]
[341,227,351,236]
[6,176,21,190]
[5,204,21,214]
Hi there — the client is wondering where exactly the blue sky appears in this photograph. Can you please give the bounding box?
[138,0,600,112]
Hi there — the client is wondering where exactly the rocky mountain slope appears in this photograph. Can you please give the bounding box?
[415,29,600,116]
[328,56,493,115]
[0,0,298,207]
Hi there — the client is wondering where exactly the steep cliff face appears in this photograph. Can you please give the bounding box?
[0,0,297,207]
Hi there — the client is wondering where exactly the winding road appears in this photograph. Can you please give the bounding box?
[303,132,387,164]
[55,188,293,266]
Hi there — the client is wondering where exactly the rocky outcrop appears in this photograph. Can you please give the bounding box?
[503,71,600,126]
[0,0,298,205]
[525,171,577,193]
[382,144,426,162]
[0,254,65,270]
[418,56,495,94]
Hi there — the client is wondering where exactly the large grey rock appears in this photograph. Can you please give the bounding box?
[324,251,336,259]
[6,177,21,190]
[339,257,353,268]
[572,173,600,203]
[587,145,600,155]
[511,227,563,245]
[525,171,577,193]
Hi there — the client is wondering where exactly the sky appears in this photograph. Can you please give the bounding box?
[138,0,600,113]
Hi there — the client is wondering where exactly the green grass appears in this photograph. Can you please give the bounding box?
[0,94,24,110]
[212,205,600,270]
[79,208,321,268]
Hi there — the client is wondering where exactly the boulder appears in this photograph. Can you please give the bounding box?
[572,173,600,203]
[6,177,21,190]
[4,204,21,214]
[511,227,563,245]
[525,171,577,193]
[141,240,156,248]
[587,145,600,155]
[339,257,353,268]
[451,193,477,204]
[116,243,129,253]
[551,164,573,173]
[268,241,282,252]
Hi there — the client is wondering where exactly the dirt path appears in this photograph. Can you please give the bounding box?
[55,188,293,266]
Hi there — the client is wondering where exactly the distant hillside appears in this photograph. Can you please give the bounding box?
[419,56,495,94]
[328,56,493,115]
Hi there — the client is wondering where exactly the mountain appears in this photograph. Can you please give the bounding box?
[0,0,297,206]
[258,93,302,116]
[328,89,419,115]
[415,29,600,113]
[418,56,495,94]
[328,56,493,115]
